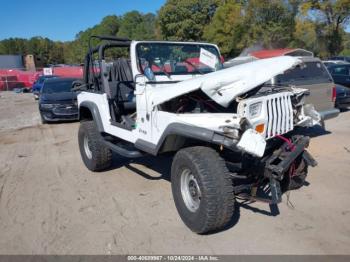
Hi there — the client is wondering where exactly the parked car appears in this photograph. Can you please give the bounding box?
[327,64,350,88]
[329,56,350,63]
[39,78,79,123]
[323,60,349,67]
[269,57,339,123]
[335,84,350,110]
[223,56,258,68]
[32,75,58,100]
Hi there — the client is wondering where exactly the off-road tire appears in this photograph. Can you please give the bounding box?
[171,146,235,234]
[78,120,112,172]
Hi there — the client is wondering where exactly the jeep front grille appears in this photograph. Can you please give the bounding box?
[266,93,294,139]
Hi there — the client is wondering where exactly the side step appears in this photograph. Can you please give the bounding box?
[103,140,144,158]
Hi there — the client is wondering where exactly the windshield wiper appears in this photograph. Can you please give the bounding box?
[183,60,204,75]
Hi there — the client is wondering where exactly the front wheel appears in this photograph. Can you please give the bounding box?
[78,121,112,172]
[171,146,235,234]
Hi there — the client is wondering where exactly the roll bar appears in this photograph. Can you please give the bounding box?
[83,35,132,85]
[90,35,131,42]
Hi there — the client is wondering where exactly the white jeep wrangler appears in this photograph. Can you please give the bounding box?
[74,36,319,234]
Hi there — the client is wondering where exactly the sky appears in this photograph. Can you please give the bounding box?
[1,0,348,42]
[0,0,166,41]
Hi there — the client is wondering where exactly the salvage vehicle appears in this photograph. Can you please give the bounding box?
[32,75,58,100]
[74,36,319,234]
[39,78,79,123]
[323,60,349,67]
[268,57,339,125]
[329,56,350,63]
[334,84,350,110]
[327,64,350,88]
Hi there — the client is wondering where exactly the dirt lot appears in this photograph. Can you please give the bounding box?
[0,91,350,255]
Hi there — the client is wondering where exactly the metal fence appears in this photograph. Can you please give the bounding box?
[0,67,42,91]
[0,66,84,91]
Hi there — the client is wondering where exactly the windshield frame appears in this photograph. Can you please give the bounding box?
[135,41,222,78]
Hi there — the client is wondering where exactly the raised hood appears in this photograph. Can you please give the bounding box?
[148,56,302,109]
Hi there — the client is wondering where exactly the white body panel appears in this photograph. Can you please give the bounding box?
[78,92,139,143]
[150,111,241,145]
[237,129,266,157]
[78,41,319,158]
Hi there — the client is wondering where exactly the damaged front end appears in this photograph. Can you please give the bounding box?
[217,88,319,203]
[213,86,322,158]
[227,135,317,205]
[151,56,321,158]
[261,135,317,203]
[151,55,320,202]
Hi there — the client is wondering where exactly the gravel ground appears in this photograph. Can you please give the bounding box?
[0,91,349,255]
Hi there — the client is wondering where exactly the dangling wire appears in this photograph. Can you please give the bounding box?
[286,191,295,209]
[275,135,297,209]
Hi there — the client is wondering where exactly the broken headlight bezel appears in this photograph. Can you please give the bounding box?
[222,126,240,138]
[248,102,262,119]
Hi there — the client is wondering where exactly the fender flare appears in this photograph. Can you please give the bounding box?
[79,101,104,133]
[135,123,238,155]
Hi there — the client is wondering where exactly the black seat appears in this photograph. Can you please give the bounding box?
[174,65,188,74]
[109,58,136,113]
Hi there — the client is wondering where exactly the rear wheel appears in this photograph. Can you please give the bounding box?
[78,120,112,172]
[171,146,235,234]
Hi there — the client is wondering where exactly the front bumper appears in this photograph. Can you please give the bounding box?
[40,105,78,122]
[264,136,317,204]
[265,136,317,178]
[336,97,350,109]
[319,108,340,121]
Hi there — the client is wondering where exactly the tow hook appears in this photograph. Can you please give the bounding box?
[302,150,318,167]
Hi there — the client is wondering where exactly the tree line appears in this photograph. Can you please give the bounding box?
[0,0,349,66]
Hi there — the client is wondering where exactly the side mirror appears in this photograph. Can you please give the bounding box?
[72,80,85,91]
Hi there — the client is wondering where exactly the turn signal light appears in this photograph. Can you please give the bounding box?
[332,86,336,103]
[255,124,265,134]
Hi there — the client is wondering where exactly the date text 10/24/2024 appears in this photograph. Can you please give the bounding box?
[127,256,219,261]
